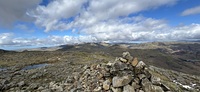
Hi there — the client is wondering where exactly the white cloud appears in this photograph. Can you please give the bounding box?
[0,33,97,47]
[2,0,200,48]
[0,33,14,45]
[30,0,177,32]
[0,0,42,28]
[29,0,87,32]
[181,6,200,16]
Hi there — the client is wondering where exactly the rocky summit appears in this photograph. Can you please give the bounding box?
[64,52,171,92]
[1,51,200,92]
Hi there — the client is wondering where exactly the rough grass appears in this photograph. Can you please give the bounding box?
[0,51,114,68]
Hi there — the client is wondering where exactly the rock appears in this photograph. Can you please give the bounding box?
[38,86,44,90]
[123,84,135,92]
[111,62,133,75]
[1,80,9,85]
[103,79,111,90]
[133,78,140,84]
[111,87,122,92]
[29,83,38,89]
[17,81,25,87]
[144,69,151,79]
[112,75,133,87]
[161,84,170,91]
[131,57,139,67]
[122,52,133,62]
[93,86,102,92]
[119,57,128,63]
[138,74,146,80]
[152,85,164,92]
[135,61,146,74]
[141,78,164,92]
[151,75,161,85]
[131,82,140,89]
[41,89,52,92]
[49,81,63,91]
[138,90,144,92]
[141,78,151,91]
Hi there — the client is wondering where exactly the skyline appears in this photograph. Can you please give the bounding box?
[0,0,200,50]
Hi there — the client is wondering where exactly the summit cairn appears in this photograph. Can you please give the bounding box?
[65,52,170,92]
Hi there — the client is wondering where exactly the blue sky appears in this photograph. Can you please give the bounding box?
[0,0,200,50]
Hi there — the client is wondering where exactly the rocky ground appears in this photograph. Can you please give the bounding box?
[0,51,200,92]
[0,42,200,92]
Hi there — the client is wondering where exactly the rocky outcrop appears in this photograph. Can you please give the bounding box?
[65,52,170,92]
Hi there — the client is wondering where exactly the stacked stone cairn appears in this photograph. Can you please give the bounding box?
[66,52,170,92]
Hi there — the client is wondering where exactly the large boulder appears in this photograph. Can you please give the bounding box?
[112,75,133,87]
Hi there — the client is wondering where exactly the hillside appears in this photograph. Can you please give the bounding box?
[0,42,200,91]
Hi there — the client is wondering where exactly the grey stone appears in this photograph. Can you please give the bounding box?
[123,84,135,92]
[111,61,134,77]
[138,74,146,80]
[111,87,122,92]
[151,75,161,85]
[17,81,25,87]
[112,75,133,87]
[141,78,164,92]
[38,86,44,90]
[41,89,52,92]
[135,61,146,74]
[103,79,111,90]
[141,78,152,91]
[66,76,75,83]
[152,85,164,92]
[144,69,151,79]
[133,78,140,84]
[119,57,128,63]
[138,90,144,92]
[132,82,140,89]
[2,80,9,85]
[122,52,133,62]
[93,86,102,92]
[29,83,38,89]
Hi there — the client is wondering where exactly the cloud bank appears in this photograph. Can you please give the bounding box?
[181,5,200,16]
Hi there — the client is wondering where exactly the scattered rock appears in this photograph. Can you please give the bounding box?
[2,51,177,92]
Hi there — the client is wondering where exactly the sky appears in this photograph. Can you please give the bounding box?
[0,0,200,50]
